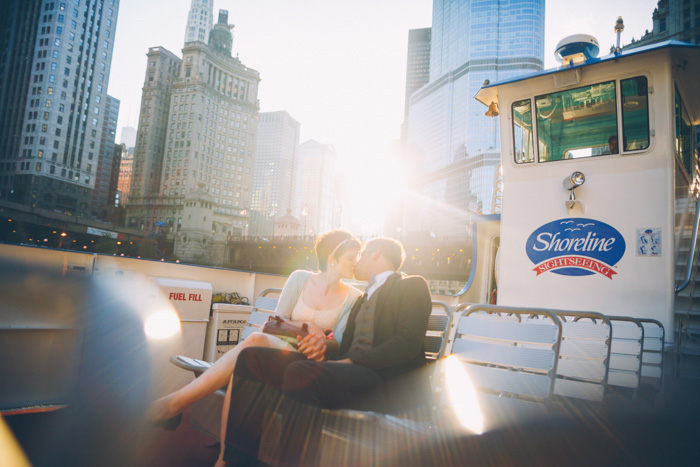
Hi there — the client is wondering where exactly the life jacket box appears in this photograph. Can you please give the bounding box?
[204,304,253,362]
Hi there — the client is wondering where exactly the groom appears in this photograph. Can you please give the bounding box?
[221,237,433,464]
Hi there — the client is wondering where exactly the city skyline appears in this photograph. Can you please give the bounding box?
[110,0,657,233]
[111,0,656,153]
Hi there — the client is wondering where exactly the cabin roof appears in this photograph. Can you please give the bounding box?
[475,40,700,107]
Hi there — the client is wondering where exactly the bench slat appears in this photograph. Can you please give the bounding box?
[559,339,609,359]
[610,340,641,354]
[641,366,662,378]
[464,363,553,399]
[642,352,662,365]
[611,325,642,339]
[556,357,606,382]
[452,339,556,372]
[607,371,639,388]
[642,339,662,351]
[609,354,641,371]
[561,321,611,340]
[457,316,559,344]
[553,378,605,401]
[640,323,663,338]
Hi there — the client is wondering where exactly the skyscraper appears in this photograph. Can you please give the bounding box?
[251,111,301,237]
[119,125,136,147]
[92,94,120,218]
[127,47,181,207]
[126,9,260,263]
[185,0,214,44]
[405,0,544,236]
[401,28,431,141]
[295,140,337,236]
[116,144,133,206]
[0,0,121,217]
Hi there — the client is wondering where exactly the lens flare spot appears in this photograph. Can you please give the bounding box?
[444,355,485,434]
[144,310,180,339]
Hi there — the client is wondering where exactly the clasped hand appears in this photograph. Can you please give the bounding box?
[296,333,327,361]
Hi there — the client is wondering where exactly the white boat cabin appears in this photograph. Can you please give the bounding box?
[476,40,700,342]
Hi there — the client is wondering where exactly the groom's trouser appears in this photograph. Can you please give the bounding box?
[222,347,385,465]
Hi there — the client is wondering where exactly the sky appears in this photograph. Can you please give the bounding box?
[109,0,658,232]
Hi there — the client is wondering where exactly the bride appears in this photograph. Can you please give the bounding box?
[150,230,362,427]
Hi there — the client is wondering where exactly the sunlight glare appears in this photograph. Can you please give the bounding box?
[342,148,406,235]
[144,309,181,339]
[444,354,485,434]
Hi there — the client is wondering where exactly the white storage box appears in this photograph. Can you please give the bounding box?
[204,304,253,362]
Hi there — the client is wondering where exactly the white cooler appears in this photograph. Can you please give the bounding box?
[204,304,253,362]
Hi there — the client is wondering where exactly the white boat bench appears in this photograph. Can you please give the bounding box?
[607,316,645,393]
[549,311,612,402]
[639,318,665,392]
[168,293,665,463]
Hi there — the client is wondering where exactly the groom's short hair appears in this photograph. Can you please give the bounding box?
[365,237,405,271]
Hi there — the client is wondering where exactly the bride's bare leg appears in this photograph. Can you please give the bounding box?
[151,333,271,421]
[215,374,234,466]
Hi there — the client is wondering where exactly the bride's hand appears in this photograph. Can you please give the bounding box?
[297,334,327,361]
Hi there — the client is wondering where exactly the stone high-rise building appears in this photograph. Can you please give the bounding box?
[127,9,260,263]
[624,0,700,49]
[127,47,181,207]
[0,0,121,217]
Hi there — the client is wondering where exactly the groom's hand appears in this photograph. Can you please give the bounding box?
[297,333,327,361]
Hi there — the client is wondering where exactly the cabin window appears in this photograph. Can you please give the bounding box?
[621,76,650,151]
[536,81,618,162]
[512,99,534,163]
[675,86,694,175]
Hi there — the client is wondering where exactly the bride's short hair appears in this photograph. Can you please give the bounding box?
[315,230,359,271]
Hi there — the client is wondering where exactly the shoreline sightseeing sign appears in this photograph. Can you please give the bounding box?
[526,218,625,279]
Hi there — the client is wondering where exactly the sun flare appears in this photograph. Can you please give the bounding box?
[341,150,407,236]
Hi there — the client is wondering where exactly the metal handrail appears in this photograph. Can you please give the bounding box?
[675,191,700,293]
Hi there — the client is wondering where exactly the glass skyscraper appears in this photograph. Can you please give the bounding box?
[405,0,544,237]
